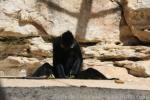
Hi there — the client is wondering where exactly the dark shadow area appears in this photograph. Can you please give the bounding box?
[90,7,120,18]
[76,68,107,79]
[37,0,78,18]
[0,82,6,100]
[80,42,97,47]
[75,0,93,40]
[37,0,120,41]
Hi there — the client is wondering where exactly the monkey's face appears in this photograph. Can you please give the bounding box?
[61,30,74,49]
[60,42,74,49]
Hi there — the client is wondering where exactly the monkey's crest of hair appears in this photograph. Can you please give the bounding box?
[61,30,74,48]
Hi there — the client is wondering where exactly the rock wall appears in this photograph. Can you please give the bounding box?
[0,0,150,80]
[120,0,150,44]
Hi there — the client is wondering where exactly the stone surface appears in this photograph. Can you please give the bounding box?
[121,0,150,44]
[0,56,40,76]
[0,0,150,80]
[0,40,30,59]
[0,0,121,78]
[83,44,150,60]
[29,37,53,58]
[0,37,52,59]
[115,60,150,77]
[0,0,121,43]
[83,59,137,81]
[0,0,48,37]
[0,79,150,100]
[82,44,150,78]
[0,56,52,76]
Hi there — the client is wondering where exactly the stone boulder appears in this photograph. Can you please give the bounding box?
[29,37,53,58]
[0,56,40,76]
[0,0,39,37]
[115,60,150,77]
[0,37,52,59]
[121,0,150,44]
[82,44,150,60]
[0,56,53,76]
[83,59,137,81]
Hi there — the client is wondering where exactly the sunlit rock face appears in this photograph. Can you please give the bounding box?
[120,0,150,44]
[0,0,150,79]
[0,0,121,43]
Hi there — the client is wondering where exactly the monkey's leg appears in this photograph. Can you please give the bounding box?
[70,57,82,78]
[32,63,53,78]
[64,56,81,78]
[64,57,74,76]
[54,64,66,78]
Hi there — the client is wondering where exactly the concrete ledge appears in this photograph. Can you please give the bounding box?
[0,79,150,100]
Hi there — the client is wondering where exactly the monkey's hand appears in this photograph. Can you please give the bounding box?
[69,75,75,79]
[48,74,55,79]
[69,72,76,79]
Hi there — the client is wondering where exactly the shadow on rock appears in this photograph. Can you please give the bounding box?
[76,68,107,79]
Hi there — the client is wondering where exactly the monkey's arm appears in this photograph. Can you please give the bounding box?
[69,43,83,77]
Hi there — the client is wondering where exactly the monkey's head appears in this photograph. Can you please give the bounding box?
[61,30,75,49]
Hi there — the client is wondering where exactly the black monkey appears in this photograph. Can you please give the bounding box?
[31,31,83,79]
[53,31,83,78]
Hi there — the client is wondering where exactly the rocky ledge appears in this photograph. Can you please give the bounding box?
[0,79,150,100]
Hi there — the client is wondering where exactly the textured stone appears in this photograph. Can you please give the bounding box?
[122,0,150,43]
[0,40,30,59]
[0,37,52,59]
[1,79,150,100]
[0,23,38,37]
[0,0,39,37]
[83,59,137,81]
[29,37,53,58]
[0,0,44,37]
[0,0,150,80]
[0,55,53,77]
[115,60,150,77]
[83,44,150,60]
[0,56,46,76]
[0,0,121,43]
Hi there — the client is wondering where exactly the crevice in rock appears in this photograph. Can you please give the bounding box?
[0,36,40,42]
[80,42,98,47]
[100,56,150,62]
[115,41,122,45]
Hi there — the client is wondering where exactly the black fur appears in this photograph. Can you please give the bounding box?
[53,31,83,78]
[32,63,53,78]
